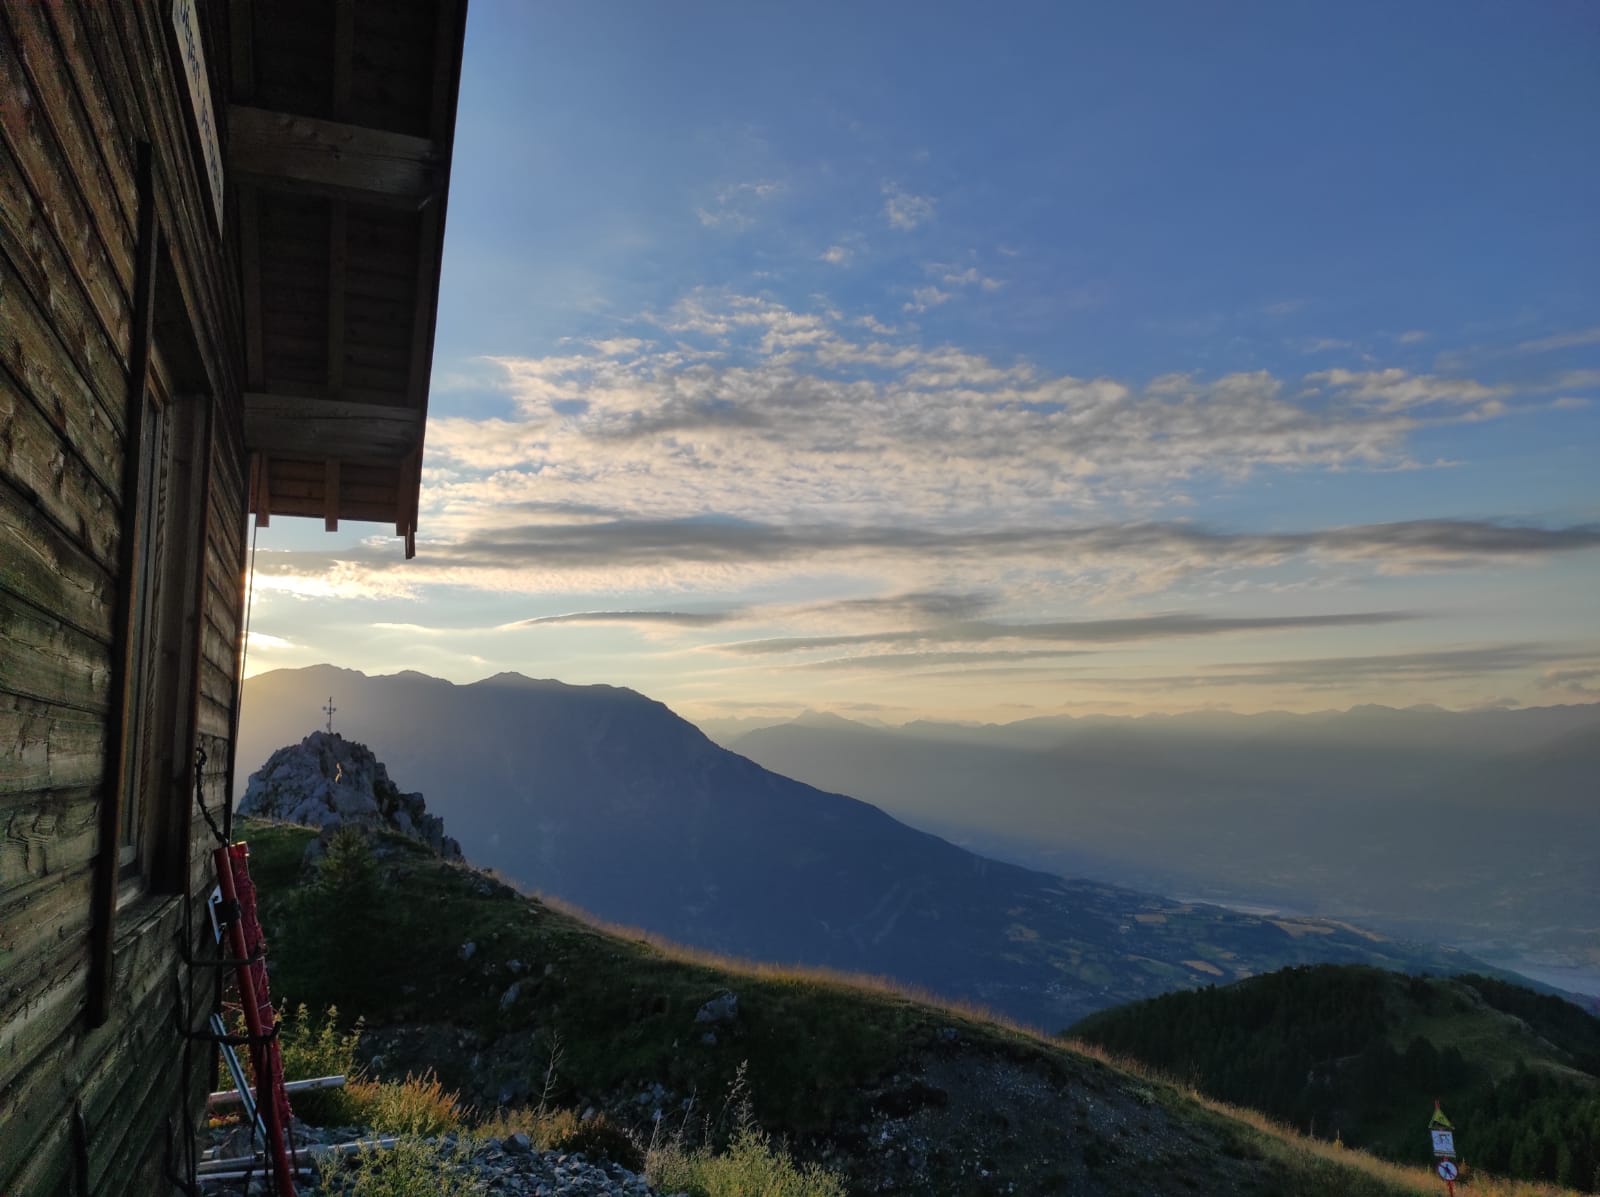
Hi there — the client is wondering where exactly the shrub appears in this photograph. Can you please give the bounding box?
[278,1002,366,1125]
[472,1106,644,1171]
[546,1112,643,1171]
[273,1004,464,1134]
[318,1136,484,1197]
[345,1071,466,1137]
[647,1128,847,1197]
[290,829,396,1011]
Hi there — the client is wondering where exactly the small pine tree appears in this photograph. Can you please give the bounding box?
[301,828,391,1007]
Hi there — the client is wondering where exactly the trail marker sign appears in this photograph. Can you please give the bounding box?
[1430,1102,1460,1195]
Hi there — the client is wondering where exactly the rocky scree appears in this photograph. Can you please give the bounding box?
[201,1122,673,1196]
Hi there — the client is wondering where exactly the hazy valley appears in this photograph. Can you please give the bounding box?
[718,705,1600,995]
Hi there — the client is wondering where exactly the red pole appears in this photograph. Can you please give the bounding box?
[215,843,297,1196]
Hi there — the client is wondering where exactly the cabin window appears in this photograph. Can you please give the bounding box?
[119,377,168,873]
[118,348,210,896]
[90,145,215,1021]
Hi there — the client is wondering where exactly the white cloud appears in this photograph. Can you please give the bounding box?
[1307,367,1506,411]
[903,286,952,313]
[1554,368,1600,390]
[1397,330,1428,344]
[1540,662,1600,698]
[253,559,421,601]
[590,337,648,356]
[1516,325,1600,354]
[1262,299,1306,317]
[246,631,294,651]
[933,264,1004,292]
[697,180,784,230]
[883,185,936,231]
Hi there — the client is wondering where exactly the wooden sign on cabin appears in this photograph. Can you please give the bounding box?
[171,0,225,229]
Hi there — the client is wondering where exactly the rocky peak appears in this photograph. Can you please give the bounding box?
[240,730,461,860]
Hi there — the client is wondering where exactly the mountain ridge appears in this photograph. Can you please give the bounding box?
[240,665,1540,1030]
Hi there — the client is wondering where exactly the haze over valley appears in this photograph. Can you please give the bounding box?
[721,703,1600,991]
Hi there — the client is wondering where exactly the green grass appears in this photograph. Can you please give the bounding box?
[246,821,969,1135]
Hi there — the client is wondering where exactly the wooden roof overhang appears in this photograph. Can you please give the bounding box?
[229,0,467,557]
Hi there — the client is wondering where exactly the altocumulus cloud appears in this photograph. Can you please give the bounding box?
[253,291,1597,604]
[411,291,1581,539]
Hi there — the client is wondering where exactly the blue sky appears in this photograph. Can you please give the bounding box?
[249,0,1600,721]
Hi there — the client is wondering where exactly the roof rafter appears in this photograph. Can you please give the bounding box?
[228,105,440,204]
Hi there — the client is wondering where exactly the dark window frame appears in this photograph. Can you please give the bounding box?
[89,143,215,1024]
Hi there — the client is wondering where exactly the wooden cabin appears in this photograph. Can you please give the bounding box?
[0,2,467,1191]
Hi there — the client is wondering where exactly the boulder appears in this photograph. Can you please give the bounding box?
[694,990,739,1024]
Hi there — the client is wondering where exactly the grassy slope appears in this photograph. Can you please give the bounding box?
[241,820,1576,1197]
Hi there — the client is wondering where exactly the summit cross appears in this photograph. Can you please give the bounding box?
[323,697,337,735]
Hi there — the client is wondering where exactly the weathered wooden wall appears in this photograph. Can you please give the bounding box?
[1,2,245,1193]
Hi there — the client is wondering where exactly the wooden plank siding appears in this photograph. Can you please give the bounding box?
[0,2,244,1192]
[1,0,462,1188]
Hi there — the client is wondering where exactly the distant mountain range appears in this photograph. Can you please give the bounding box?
[722,704,1600,979]
[241,665,1537,1029]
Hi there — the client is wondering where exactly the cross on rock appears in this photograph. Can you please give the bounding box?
[323,696,337,735]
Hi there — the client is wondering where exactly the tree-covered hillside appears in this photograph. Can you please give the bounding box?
[1071,965,1600,1191]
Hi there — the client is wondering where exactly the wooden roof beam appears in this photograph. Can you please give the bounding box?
[243,391,421,463]
[328,199,346,395]
[229,0,255,100]
[333,0,354,117]
[252,452,271,527]
[324,459,340,531]
[238,183,264,387]
[228,105,440,203]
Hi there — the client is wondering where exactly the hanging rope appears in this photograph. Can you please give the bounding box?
[225,510,263,848]
[196,746,227,848]
[236,512,262,718]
